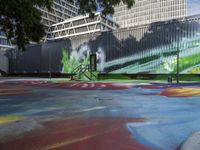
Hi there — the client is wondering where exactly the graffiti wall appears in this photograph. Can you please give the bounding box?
[7,15,200,74]
[62,15,200,74]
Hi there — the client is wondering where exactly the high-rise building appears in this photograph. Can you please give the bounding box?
[113,0,187,28]
[0,31,13,51]
[38,0,79,28]
[0,0,79,50]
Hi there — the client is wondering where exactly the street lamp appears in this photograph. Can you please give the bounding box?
[176,26,180,84]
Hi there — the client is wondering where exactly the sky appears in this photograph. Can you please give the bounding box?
[188,0,200,15]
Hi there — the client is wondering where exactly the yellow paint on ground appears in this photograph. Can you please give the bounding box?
[35,135,96,150]
[0,115,25,124]
[164,88,200,97]
[0,88,31,96]
[34,125,128,150]
[0,87,29,92]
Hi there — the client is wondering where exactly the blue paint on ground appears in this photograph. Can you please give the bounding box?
[1,82,200,150]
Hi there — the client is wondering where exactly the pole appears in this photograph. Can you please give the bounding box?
[15,49,17,73]
[176,27,180,84]
[48,47,51,80]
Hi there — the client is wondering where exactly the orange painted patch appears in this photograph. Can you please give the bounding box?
[0,117,151,150]
[0,84,33,96]
[159,88,200,97]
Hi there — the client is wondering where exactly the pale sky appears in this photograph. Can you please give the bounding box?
[188,0,200,15]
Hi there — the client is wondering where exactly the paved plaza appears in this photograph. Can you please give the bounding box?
[0,78,200,150]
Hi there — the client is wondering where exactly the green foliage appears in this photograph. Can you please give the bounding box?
[61,48,90,74]
[173,52,200,73]
[61,49,80,73]
[61,48,95,81]
[0,0,53,50]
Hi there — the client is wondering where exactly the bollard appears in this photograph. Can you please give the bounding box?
[167,75,173,83]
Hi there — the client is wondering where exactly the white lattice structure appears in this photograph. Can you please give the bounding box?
[46,12,119,40]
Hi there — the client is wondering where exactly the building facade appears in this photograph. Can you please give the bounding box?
[38,0,79,28]
[0,31,13,52]
[113,0,187,28]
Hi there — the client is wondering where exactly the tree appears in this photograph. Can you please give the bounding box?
[0,0,53,50]
[0,0,134,50]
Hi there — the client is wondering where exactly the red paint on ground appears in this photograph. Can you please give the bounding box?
[3,81,132,90]
[0,117,152,150]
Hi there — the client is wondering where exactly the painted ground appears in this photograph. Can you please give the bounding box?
[0,79,200,150]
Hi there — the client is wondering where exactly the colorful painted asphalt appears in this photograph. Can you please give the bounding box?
[0,79,200,150]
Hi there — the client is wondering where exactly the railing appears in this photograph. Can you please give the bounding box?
[72,64,82,74]
[71,64,98,80]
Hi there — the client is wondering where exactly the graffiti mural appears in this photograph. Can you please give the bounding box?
[6,15,200,74]
[58,15,200,74]
[61,43,106,73]
[1,79,200,150]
